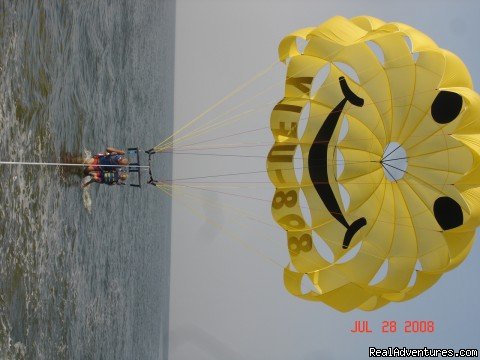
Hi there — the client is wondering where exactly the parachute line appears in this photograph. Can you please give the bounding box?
[153,61,279,153]
[0,160,149,169]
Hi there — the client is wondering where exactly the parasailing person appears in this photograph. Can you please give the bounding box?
[81,147,130,187]
[82,169,129,187]
[83,147,130,174]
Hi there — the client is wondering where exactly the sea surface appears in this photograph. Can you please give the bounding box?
[0,1,174,359]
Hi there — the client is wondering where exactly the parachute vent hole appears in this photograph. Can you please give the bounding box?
[368,260,389,285]
[300,274,317,294]
[293,146,304,183]
[295,37,308,54]
[403,36,414,53]
[310,65,330,97]
[338,116,349,143]
[336,149,345,179]
[298,190,312,226]
[382,142,408,181]
[312,232,334,263]
[297,101,310,140]
[338,183,350,212]
[415,260,423,271]
[287,263,295,272]
[408,268,418,287]
[366,41,385,65]
[337,241,362,264]
[333,62,360,84]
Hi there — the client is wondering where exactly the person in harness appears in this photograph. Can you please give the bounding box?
[82,169,129,188]
[83,147,129,174]
[82,147,130,188]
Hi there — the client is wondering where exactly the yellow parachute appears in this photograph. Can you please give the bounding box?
[267,15,480,312]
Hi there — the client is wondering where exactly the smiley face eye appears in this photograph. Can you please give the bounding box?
[431,91,463,124]
[433,196,463,230]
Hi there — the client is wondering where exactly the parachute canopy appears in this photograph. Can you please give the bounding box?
[267,15,480,312]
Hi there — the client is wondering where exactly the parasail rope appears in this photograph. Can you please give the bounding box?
[153,61,279,152]
[157,181,322,294]
[156,181,291,268]
[155,102,276,153]
[168,129,456,153]
[156,178,449,283]
[165,180,450,233]
[157,85,446,157]
[0,160,149,169]
[172,126,270,149]
[168,182,278,229]
[155,50,427,153]
[161,180,334,295]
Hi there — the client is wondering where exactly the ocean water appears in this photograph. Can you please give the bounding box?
[0,1,174,359]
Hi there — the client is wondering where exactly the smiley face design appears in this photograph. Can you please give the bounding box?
[267,16,480,311]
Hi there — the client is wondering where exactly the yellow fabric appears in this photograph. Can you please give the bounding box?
[268,16,480,312]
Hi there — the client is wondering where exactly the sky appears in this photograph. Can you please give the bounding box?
[169,1,480,359]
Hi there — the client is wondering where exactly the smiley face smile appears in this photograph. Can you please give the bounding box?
[308,76,367,249]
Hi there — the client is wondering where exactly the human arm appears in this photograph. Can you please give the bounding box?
[106,147,125,155]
